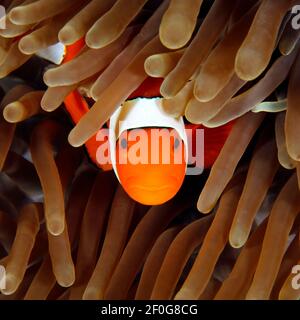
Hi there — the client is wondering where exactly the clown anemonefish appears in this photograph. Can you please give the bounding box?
[45,39,234,206]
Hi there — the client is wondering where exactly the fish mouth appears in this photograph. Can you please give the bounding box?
[125,177,180,192]
[129,184,175,192]
[124,178,181,205]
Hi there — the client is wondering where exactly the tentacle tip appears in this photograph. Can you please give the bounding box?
[229,232,246,249]
[235,51,264,82]
[185,109,204,125]
[286,145,300,162]
[184,110,192,122]
[42,72,52,87]
[197,199,213,214]
[0,70,9,79]
[290,154,300,162]
[159,38,187,51]
[144,58,161,78]
[193,84,215,103]
[18,39,30,55]
[85,32,108,49]
[47,219,65,236]
[68,130,84,148]
[159,24,190,50]
[58,26,77,45]
[56,267,75,288]
[40,102,57,113]
[160,82,177,99]
[0,273,18,296]
[8,8,24,25]
[3,102,23,123]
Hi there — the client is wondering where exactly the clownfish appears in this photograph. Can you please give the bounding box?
[60,40,233,206]
[109,90,187,206]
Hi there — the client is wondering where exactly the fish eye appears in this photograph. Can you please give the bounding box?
[120,138,127,149]
[174,138,180,149]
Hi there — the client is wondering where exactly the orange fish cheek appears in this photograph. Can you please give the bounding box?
[117,163,186,205]
[115,146,186,205]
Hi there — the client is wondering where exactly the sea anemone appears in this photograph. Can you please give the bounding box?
[0,0,299,300]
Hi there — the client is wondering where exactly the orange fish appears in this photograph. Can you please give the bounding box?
[63,40,234,205]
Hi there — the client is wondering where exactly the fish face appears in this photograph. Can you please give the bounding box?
[115,128,186,205]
